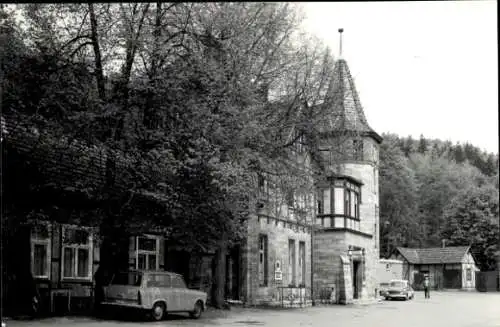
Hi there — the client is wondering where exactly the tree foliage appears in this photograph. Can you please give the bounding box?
[379,133,499,271]
[2,3,336,307]
[441,185,499,271]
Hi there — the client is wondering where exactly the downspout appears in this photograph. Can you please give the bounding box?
[311,224,314,306]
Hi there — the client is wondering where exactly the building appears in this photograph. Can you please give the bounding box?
[391,246,479,291]
[311,29,382,304]
[2,29,382,313]
[378,259,404,284]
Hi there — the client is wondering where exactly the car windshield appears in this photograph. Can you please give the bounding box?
[390,281,405,288]
[111,272,142,286]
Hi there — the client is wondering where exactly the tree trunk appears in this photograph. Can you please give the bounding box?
[212,235,227,308]
[88,3,106,101]
[143,2,162,130]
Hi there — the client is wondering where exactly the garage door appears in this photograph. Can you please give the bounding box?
[443,269,462,289]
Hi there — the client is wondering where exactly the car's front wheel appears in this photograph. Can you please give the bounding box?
[189,300,203,319]
[151,302,165,321]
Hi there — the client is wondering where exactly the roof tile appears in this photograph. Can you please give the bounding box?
[396,246,471,264]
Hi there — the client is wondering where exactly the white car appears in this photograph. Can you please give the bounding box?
[385,279,414,301]
[102,270,207,321]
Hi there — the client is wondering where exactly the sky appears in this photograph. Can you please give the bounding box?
[301,1,498,154]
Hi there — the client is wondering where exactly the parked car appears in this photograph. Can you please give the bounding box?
[385,279,414,301]
[101,270,207,321]
[379,282,390,297]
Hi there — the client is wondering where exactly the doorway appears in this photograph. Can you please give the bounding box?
[352,261,361,299]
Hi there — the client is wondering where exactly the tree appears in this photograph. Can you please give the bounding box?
[379,134,419,256]
[418,134,428,154]
[4,3,335,308]
[441,185,499,271]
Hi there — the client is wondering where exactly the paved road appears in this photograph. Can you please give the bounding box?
[4,291,500,327]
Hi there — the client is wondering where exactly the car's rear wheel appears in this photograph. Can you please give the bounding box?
[151,302,165,321]
[189,300,203,319]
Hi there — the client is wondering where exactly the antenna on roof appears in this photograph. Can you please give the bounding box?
[338,28,344,58]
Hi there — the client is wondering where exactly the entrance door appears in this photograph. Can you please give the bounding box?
[353,261,360,299]
[443,269,462,289]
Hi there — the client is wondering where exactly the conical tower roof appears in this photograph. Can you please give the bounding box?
[318,29,382,143]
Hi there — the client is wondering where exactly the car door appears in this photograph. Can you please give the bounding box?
[147,273,175,311]
[171,275,189,311]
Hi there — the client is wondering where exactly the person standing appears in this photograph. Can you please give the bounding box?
[424,275,430,299]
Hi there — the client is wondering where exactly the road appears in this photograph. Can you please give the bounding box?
[4,291,500,327]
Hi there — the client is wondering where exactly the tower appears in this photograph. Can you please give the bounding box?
[312,28,382,303]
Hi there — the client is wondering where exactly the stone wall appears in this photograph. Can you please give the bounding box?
[312,229,378,303]
[242,214,312,305]
[312,230,345,292]
[345,232,378,299]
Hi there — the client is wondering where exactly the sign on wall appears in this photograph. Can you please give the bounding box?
[275,260,282,281]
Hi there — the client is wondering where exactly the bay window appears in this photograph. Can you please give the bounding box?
[316,177,362,231]
[31,224,51,279]
[62,226,92,280]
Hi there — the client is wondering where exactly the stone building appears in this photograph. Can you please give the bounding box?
[238,30,382,306]
[311,30,382,304]
[239,143,315,306]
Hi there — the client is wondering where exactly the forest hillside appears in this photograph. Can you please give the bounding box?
[379,133,499,271]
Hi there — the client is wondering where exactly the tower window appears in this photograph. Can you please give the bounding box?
[259,234,268,286]
[353,139,363,160]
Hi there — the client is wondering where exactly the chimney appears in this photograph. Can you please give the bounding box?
[442,239,446,248]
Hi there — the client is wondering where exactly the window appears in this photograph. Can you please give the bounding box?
[258,174,269,195]
[466,268,472,281]
[317,188,330,215]
[147,274,171,287]
[299,242,306,285]
[135,236,160,271]
[258,235,268,286]
[112,272,142,286]
[171,275,187,289]
[320,149,331,165]
[334,187,344,215]
[353,139,363,160]
[323,188,331,214]
[31,224,51,279]
[288,239,296,285]
[62,226,92,280]
[286,189,294,208]
[317,197,323,215]
[321,178,361,230]
[295,131,305,154]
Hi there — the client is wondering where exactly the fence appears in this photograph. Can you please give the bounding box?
[476,271,499,292]
[274,286,311,307]
[311,282,338,304]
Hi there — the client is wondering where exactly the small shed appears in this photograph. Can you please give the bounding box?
[391,246,479,291]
